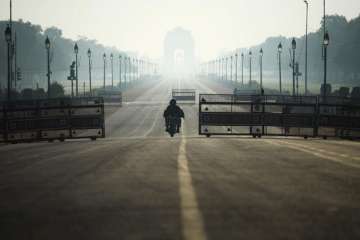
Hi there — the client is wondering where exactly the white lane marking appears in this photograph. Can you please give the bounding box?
[142,105,165,137]
[277,140,360,162]
[123,107,154,137]
[178,124,207,240]
[265,140,360,169]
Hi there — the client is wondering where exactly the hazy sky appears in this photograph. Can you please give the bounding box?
[1,0,360,60]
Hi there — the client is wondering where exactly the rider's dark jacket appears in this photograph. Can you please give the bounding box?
[163,105,185,119]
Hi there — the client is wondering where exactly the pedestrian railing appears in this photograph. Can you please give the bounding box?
[199,94,360,139]
[0,97,105,143]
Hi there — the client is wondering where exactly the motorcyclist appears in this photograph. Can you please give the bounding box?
[163,99,185,133]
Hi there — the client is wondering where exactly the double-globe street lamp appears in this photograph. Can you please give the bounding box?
[277,43,283,94]
[110,53,114,88]
[219,59,222,81]
[45,36,51,98]
[225,57,228,81]
[235,53,238,86]
[124,57,127,88]
[119,55,122,89]
[103,53,106,89]
[249,51,252,87]
[129,57,132,83]
[87,49,92,96]
[221,58,225,81]
[259,48,263,92]
[230,56,233,82]
[74,43,79,96]
[5,24,12,101]
[323,31,330,101]
[291,38,297,96]
[241,53,244,85]
[134,58,137,82]
[136,59,139,81]
[304,0,309,95]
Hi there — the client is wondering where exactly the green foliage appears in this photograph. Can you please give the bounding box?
[235,15,360,85]
[34,88,46,99]
[21,88,34,99]
[0,20,129,89]
[49,82,65,98]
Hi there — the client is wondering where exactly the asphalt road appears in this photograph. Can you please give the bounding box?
[1,78,360,240]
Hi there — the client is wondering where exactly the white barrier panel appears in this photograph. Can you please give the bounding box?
[41,130,70,140]
[172,89,196,102]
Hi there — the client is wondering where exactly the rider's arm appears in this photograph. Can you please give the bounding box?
[180,108,185,118]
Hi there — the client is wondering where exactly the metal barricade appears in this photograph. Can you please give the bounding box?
[317,102,360,139]
[172,89,196,102]
[199,94,360,139]
[0,97,105,143]
[96,89,122,106]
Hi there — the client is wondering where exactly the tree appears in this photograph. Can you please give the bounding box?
[34,88,46,99]
[44,27,63,40]
[49,82,65,98]
[21,88,34,99]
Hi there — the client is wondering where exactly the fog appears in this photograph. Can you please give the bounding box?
[1,0,360,61]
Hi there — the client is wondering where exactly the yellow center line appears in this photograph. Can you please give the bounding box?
[178,123,207,240]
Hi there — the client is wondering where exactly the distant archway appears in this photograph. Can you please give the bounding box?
[163,27,195,76]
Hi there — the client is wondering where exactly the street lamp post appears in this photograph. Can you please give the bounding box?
[124,57,127,88]
[133,58,136,82]
[5,24,12,101]
[241,53,244,85]
[110,53,114,88]
[225,57,228,81]
[103,53,106,89]
[139,59,142,81]
[87,49,92,96]
[119,55,122,89]
[129,57,132,84]
[235,53,238,86]
[45,36,51,98]
[135,59,137,81]
[130,58,133,83]
[323,31,329,101]
[249,51,252,87]
[128,58,131,84]
[212,61,214,79]
[304,0,309,95]
[230,56,233,83]
[137,59,140,81]
[218,59,221,81]
[259,48,263,91]
[221,58,224,81]
[74,43,79,96]
[291,38,297,96]
[278,43,283,94]
[207,61,209,79]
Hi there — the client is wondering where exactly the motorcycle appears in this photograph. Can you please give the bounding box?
[166,116,179,137]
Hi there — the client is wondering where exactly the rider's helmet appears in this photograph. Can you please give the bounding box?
[170,99,177,106]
